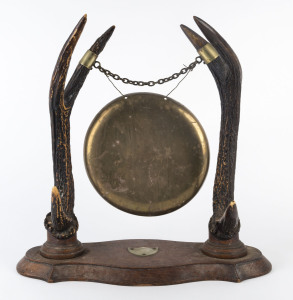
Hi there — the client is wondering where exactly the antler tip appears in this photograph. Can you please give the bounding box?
[80,14,87,24]
[193,16,203,24]
[107,25,116,35]
[193,16,217,44]
[193,16,208,28]
[75,14,87,30]
[180,24,207,50]
[90,25,115,55]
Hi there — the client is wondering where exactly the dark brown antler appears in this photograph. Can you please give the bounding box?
[181,17,242,241]
[45,15,115,239]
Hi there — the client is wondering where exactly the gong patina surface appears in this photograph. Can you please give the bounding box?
[84,92,209,216]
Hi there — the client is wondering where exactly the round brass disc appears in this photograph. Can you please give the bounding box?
[84,92,209,216]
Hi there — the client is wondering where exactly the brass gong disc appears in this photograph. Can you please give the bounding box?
[84,92,209,216]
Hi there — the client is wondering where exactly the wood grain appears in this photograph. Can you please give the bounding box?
[17,239,271,285]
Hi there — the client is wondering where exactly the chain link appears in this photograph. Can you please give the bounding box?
[93,56,203,87]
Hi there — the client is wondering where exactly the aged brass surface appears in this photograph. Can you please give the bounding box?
[128,247,159,256]
[79,50,98,69]
[198,43,219,64]
[84,92,209,216]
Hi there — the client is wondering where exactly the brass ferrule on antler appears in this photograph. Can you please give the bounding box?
[197,44,219,64]
[79,50,98,69]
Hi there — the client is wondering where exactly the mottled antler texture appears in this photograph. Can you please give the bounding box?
[181,17,242,241]
[44,15,115,239]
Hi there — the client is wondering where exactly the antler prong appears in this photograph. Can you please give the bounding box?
[46,16,115,239]
[50,15,87,109]
[181,17,242,241]
[64,25,115,108]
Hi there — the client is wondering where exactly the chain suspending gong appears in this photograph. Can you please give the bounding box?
[92,56,202,97]
[93,56,202,86]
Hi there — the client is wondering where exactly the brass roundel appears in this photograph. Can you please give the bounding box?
[84,92,209,216]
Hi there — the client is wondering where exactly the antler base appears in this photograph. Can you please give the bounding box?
[39,232,84,259]
[17,239,271,285]
[201,233,247,259]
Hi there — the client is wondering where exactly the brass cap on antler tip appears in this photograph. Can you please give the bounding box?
[198,43,219,64]
[79,50,98,69]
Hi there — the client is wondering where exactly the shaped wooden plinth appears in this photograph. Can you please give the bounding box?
[17,239,271,285]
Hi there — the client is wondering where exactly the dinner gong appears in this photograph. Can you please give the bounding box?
[17,15,271,285]
[84,92,209,216]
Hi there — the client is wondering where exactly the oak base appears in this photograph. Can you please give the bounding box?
[17,239,271,285]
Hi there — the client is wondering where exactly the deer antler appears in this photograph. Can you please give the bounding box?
[44,15,115,239]
[181,17,242,240]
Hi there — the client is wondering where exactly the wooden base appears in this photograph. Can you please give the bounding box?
[17,239,271,285]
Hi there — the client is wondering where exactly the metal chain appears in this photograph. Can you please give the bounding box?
[93,56,203,87]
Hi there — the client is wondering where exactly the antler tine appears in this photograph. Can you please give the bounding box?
[90,25,115,55]
[180,24,208,51]
[181,17,243,242]
[64,25,115,108]
[50,15,87,109]
[46,16,115,241]
[193,16,241,74]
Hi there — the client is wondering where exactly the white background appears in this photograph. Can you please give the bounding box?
[0,0,293,299]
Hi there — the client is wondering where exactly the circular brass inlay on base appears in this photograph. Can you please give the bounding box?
[128,247,159,257]
[84,92,209,216]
